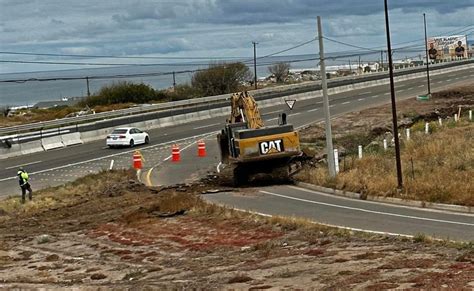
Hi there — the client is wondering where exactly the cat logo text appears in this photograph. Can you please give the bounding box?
[259,139,284,155]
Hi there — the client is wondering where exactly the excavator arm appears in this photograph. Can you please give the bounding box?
[229,91,264,129]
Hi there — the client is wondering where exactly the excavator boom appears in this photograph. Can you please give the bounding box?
[229,91,264,129]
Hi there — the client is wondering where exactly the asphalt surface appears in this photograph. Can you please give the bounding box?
[205,185,474,241]
[0,67,472,198]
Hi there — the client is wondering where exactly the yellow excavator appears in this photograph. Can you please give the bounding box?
[217,91,303,185]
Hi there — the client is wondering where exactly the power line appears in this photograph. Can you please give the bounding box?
[322,36,380,52]
[0,51,247,60]
[255,38,317,60]
[0,59,219,67]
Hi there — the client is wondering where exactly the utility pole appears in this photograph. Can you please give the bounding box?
[380,50,384,71]
[252,41,258,90]
[383,0,403,190]
[317,16,336,178]
[349,59,352,73]
[86,76,91,97]
[358,55,361,72]
[172,71,176,91]
[423,13,431,95]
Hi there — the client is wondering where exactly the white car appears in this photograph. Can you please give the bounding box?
[106,127,149,148]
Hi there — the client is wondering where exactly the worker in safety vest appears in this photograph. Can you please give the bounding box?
[17,167,33,203]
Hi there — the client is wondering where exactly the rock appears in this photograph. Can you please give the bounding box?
[45,254,59,262]
[36,234,52,244]
[90,273,107,280]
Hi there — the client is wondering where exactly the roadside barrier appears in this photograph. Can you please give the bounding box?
[171,144,180,162]
[197,140,206,157]
[0,143,22,159]
[21,140,45,155]
[41,136,65,150]
[60,132,83,146]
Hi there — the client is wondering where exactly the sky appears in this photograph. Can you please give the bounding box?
[0,0,473,73]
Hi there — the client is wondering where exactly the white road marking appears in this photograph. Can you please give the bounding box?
[447,79,452,82]
[418,85,424,88]
[194,123,219,129]
[5,160,42,170]
[407,87,414,90]
[229,207,413,239]
[290,112,302,116]
[397,89,405,92]
[259,190,474,226]
[361,91,372,94]
[307,108,319,112]
[0,131,219,182]
[372,95,380,98]
[329,104,335,108]
[384,92,390,95]
[342,101,351,105]
[266,117,278,121]
[357,98,365,101]
[162,139,198,162]
[288,185,473,217]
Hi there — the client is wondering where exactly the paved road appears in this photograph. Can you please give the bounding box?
[0,67,472,197]
[205,185,474,241]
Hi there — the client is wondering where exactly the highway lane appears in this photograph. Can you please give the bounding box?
[205,185,474,241]
[0,67,472,197]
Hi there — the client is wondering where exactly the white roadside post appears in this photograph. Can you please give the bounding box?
[334,149,339,174]
[406,128,410,140]
[383,139,388,150]
[454,114,458,122]
[109,159,114,170]
[438,117,442,126]
[469,110,472,121]
[425,122,430,134]
[358,145,363,159]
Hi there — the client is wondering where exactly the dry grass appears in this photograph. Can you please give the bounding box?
[300,121,474,206]
[0,169,136,216]
[0,107,79,127]
[0,103,135,128]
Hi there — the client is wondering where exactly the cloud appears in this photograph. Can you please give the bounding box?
[0,0,472,73]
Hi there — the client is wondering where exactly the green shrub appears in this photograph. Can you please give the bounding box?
[80,81,166,106]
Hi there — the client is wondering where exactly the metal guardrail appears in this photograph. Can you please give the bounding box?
[1,58,472,136]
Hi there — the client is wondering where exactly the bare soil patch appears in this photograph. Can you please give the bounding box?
[0,170,472,289]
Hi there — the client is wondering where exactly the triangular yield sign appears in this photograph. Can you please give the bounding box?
[285,99,296,110]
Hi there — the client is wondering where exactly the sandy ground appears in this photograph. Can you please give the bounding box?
[0,171,473,290]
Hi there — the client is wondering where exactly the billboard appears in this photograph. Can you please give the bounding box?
[427,35,467,60]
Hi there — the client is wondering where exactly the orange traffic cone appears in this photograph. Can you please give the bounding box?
[171,144,180,162]
[133,150,143,169]
[197,140,206,157]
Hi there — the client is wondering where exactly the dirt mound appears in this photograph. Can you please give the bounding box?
[433,85,474,100]
[102,179,150,197]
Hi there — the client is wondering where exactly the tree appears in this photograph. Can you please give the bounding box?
[268,62,290,83]
[80,81,166,106]
[191,62,251,96]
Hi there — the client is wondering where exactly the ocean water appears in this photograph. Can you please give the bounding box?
[0,52,414,107]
